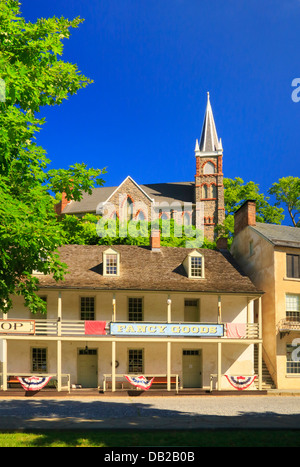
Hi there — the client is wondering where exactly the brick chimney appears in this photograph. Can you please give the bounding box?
[234,200,256,236]
[55,192,70,215]
[150,229,161,251]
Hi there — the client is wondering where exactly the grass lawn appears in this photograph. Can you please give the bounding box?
[0,429,299,447]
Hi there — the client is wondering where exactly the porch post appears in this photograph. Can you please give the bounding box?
[167,296,171,323]
[258,297,262,391]
[218,296,222,324]
[167,341,171,391]
[57,291,62,337]
[2,339,7,391]
[247,297,251,324]
[2,312,7,391]
[112,294,116,322]
[217,342,222,391]
[57,339,62,392]
[112,341,116,392]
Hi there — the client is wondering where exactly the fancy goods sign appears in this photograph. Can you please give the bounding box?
[0,320,35,334]
[110,322,224,337]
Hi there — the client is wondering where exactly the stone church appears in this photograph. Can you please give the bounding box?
[56,93,225,242]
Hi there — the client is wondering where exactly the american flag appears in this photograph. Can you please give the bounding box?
[124,375,154,390]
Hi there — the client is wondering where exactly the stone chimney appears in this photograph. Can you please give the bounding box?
[234,200,256,236]
[216,237,228,250]
[150,229,161,251]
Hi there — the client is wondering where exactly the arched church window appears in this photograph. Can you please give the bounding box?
[126,197,134,221]
[202,184,208,199]
[136,210,145,221]
[211,184,217,199]
[183,212,191,226]
[204,161,215,174]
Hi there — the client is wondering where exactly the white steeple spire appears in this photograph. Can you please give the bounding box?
[198,92,222,153]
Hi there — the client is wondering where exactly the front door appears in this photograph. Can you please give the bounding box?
[182,350,202,388]
[77,349,98,388]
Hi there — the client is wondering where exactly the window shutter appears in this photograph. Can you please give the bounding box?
[287,254,293,278]
[295,255,300,279]
[287,254,300,278]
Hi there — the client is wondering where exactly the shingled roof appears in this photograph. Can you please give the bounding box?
[61,182,195,215]
[251,223,300,248]
[37,245,262,295]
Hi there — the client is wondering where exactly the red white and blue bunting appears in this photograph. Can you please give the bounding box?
[124,375,154,391]
[225,375,257,391]
[16,376,52,392]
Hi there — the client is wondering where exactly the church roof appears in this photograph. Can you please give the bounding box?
[61,181,195,215]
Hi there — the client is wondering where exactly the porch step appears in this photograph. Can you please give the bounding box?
[254,345,276,390]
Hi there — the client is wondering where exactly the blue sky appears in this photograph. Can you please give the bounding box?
[20,0,300,218]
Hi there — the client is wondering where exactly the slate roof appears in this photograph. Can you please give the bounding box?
[62,182,195,215]
[251,223,300,248]
[37,244,262,295]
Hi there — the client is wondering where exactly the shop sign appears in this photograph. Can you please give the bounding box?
[110,322,224,337]
[0,320,35,334]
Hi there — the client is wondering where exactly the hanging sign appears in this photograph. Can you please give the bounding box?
[110,322,224,337]
[0,320,35,335]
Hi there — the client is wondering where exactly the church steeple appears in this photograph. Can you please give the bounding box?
[194,92,225,241]
[195,92,222,155]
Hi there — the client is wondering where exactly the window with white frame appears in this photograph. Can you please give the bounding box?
[80,297,95,320]
[106,254,118,275]
[103,248,120,276]
[128,349,144,373]
[286,294,300,322]
[31,348,47,373]
[286,344,300,374]
[190,256,203,277]
[128,297,143,321]
[183,251,205,279]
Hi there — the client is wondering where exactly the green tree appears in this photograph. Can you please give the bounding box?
[61,215,216,249]
[0,1,105,313]
[216,177,284,241]
[269,176,300,227]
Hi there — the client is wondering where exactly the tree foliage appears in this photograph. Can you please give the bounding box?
[0,1,105,313]
[216,177,285,241]
[60,215,216,249]
[269,176,300,227]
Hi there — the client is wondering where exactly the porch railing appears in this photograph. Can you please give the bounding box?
[0,373,71,392]
[102,373,179,393]
[4,320,260,340]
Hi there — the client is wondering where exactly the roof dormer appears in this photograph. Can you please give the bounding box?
[103,248,120,277]
[183,250,205,279]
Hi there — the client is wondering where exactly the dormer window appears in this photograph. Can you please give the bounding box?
[190,256,203,277]
[103,248,120,276]
[183,250,205,279]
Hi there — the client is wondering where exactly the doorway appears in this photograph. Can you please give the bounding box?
[182,349,202,388]
[77,348,98,388]
[184,299,199,322]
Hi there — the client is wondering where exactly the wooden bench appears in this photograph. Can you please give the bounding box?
[102,374,179,393]
[149,376,178,389]
[8,376,21,388]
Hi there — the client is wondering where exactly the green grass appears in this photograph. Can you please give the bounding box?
[0,430,299,447]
